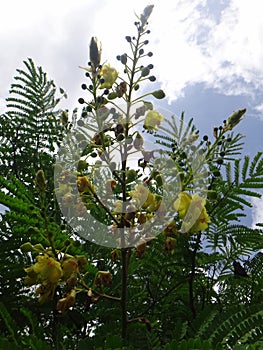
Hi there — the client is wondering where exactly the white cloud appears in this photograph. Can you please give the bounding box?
[148,0,263,102]
[251,196,263,228]
[1,0,263,108]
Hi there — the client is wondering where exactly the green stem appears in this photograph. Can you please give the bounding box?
[189,232,202,319]
[121,248,129,339]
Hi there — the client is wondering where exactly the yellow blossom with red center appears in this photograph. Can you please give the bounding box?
[189,205,210,232]
[33,254,62,284]
[143,110,163,131]
[62,257,79,280]
[99,64,118,89]
[174,192,210,233]
[173,192,192,219]
[130,183,155,210]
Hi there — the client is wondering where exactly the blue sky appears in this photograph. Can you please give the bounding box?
[1,0,263,225]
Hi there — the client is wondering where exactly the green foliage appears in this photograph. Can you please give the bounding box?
[187,303,263,349]
[0,57,65,184]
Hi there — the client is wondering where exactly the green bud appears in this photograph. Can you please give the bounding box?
[117,134,125,141]
[155,174,163,187]
[133,132,144,150]
[151,89,165,99]
[224,108,246,131]
[20,242,34,253]
[28,226,40,235]
[77,160,87,172]
[108,92,118,100]
[33,243,45,252]
[126,169,137,183]
[64,239,71,247]
[60,110,68,126]
[207,190,217,200]
[120,54,127,65]
[141,67,150,77]
[143,101,153,111]
[35,169,47,191]
[140,5,154,27]
[89,37,101,68]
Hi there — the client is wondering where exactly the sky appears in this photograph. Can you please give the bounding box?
[0,0,263,226]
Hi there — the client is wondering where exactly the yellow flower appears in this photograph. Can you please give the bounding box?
[33,254,62,284]
[77,176,94,194]
[99,64,118,89]
[36,281,56,304]
[143,110,163,131]
[24,266,38,285]
[113,200,123,213]
[56,289,76,314]
[130,183,155,209]
[62,257,78,280]
[173,192,192,219]
[96,271,112,287]
[174,193,210,233]
[190,207,210,232]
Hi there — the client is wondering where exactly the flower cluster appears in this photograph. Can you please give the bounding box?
[23,247,89,312]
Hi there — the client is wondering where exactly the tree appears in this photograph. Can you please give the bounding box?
[0,5,262,350]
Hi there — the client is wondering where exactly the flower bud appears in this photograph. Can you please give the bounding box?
[140,5,154,28]
[213,127,218,138]
[126,169,137,183]
[116,81,127,97]
[108,92,118,100]
[77,160,87,172]
[223,108,246,131]
[162,221,178,236]
[141,67,150,77]
[62,258,78,279]
[56,289,76,314]
[60,110,68,126]
[136,241,147,258]
[35,169,47,191]
[111,249,119,262]
[133,132,144,150]
[151,89,165,99]
[33,243,45,253]
[20,242,34,253]
[96,271,112,287]
[89,37,101,68]
[77,255,89,271]
[164,237,177,253]
[120,54,127,65]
